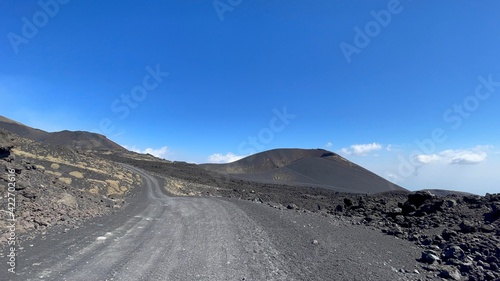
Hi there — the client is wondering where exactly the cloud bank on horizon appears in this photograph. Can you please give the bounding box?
[124,145,171,160]
[415,146,490,165]
[340,143,383,156]
[207,152,247,164]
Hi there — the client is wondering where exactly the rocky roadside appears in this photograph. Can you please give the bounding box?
[0,130,139,246]
[0,157,121,246]
[253,191,500,281]
[360,191,500,281]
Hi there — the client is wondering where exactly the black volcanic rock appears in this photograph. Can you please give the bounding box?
[459,220,477,233]
[407,190,434,208]
[0,130,13,158]
[420,250,440,263]
[443,245,466,260]
[487,202,500,222]
[0,146,11,159]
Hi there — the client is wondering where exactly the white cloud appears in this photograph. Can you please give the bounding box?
[143,146,170,159]
[325,142,333,148]
[123,145,171,159]
[208,152,246,163]
[341,142,382,156]
[385,172,402,184]
[415,146,490,165]
[415,154,441,164]
[442,149,487,165]
[123,145,138,152]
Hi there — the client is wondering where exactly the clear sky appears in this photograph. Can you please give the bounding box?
[1,1,499,195]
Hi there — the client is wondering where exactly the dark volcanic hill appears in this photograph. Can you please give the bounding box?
[200,148,407,194]
[201,148,332,174]
[0,115,125,151]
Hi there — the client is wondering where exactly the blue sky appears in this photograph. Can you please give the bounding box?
[1,0,499,195]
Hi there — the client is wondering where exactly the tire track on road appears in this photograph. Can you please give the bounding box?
[18,165,289,281]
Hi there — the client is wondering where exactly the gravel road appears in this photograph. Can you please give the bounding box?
[2,165,427,280]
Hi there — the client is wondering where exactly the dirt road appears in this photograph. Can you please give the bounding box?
[3,165,425,280]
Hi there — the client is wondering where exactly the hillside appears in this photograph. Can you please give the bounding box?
[0,128,142,244]
[201,148,332,174]
[201,148,406,194]
[0,115,124,151]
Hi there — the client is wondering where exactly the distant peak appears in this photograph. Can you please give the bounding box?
[0,115,124,151]
[0,115,26,126]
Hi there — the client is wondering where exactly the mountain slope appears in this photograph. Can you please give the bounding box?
[0,115,125,151]
[201,148,334,174]
[0,127,143,244]
[201,148,406,194]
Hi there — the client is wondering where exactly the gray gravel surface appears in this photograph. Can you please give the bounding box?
[1,165,428,280]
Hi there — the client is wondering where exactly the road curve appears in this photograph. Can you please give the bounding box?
[6,165,424,280]
[12,165,287,280]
